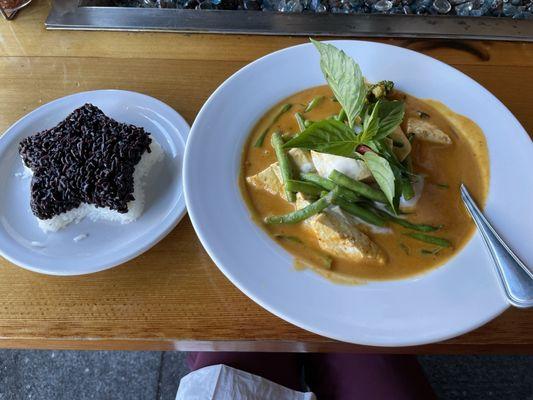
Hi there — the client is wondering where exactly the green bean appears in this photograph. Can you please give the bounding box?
[274,234,332,269]
[295,112,306,132]
[265,192,333,225]
[254,103,292,147]
[318,254,333,269]
[333,197,386,227]
[300,173,335,190]
[399,242,410,255]
[392,217,440,232]
[304,119,313,128]
[375,209,440,232]
[254,129,270,148]
[273,234,303,244]
[271,132,295,202]
[281,132,294,142]
[401,178,415,201]
[393,218,440,232]
[420,247,443,255]
[300,173,361,202]
[286,180,323,196]
[405,233,451,248]
[329,170,388,203]
[273,103,292,121]
[304,96,324,113]
[400,156,418,199]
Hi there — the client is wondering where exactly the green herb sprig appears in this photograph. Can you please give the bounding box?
[281,40,407,211]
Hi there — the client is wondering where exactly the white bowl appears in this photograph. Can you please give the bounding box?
[184,40,533,346]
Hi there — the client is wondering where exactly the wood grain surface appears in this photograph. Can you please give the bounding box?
[0,0,532,352]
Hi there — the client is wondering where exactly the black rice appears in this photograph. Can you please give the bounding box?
[19,104,152,220]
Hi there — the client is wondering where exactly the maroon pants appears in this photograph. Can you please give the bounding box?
[187,352,436,400]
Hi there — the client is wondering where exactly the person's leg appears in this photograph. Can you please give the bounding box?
[304,353,436,400]
[187,352,304,392]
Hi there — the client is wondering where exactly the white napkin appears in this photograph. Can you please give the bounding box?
[176,364,316,400]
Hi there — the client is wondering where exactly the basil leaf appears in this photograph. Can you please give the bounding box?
[374,100,405,140]
[363,152,396,209]
[359,101,381,143]
[311,39,366,129]
[365,140,380,153]
[283,119,357,157]
[390,162,403,213]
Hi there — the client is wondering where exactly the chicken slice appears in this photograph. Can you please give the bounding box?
[296,195,386,264]
[407,118,452,145]
[311,151,371,182]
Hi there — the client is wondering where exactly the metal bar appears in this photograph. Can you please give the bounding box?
[46,0,533,41]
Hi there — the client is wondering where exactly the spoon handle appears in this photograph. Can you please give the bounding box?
[460,184,533,308]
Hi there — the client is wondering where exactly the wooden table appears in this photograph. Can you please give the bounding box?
[0,0,532,353]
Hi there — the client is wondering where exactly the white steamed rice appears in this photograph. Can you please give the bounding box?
[24,139,164,233]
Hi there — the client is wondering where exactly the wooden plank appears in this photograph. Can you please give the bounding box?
[0,56,242,131]
[1,339,533,353]
[0,213,532,350]
[1,57,532,136]
[456,64,533,133]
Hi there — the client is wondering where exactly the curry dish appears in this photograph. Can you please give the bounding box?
[240,41,489,283]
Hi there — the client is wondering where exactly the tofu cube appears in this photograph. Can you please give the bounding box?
[297,195,386,264]
[311,151,372,182]
[407,118,452,145]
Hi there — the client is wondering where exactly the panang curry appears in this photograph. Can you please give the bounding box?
[240,40,489,283]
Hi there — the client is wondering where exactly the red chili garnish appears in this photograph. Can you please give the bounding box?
[356,145,372,154]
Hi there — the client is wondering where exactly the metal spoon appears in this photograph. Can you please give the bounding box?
[461,184,533,308]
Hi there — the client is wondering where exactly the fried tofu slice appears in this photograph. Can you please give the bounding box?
[296,195,386,264]
[247,164,386,264]
[246,162,285,198]
[311,151,372,181]
[288,148,315,173]
[246,149,314,199]
[407,118,452,145]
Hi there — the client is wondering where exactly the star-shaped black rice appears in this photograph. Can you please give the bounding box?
[19,104,152,220]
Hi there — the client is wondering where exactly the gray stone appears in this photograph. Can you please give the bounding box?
[0,350,161,400]
[260,0,281,10]
[455,1,473,14]
[502,2,518,13]
[433,0,452,13]
[285,0,305,11]
[157,352,191,400]
[419,355,533,400]
[373,0,393,10]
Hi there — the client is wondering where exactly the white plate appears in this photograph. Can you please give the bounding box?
[0,90,189,276]
[184,40,533,347]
